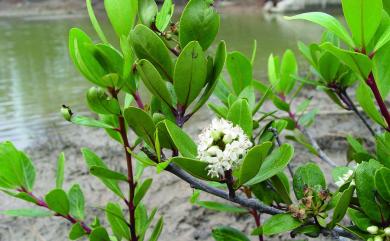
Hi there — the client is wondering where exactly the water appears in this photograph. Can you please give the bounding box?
[0,10,325,148]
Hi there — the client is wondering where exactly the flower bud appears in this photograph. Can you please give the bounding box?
[222,134,233,144]
[211,131,222,141]
[207,146,220,156]
[374,235,383,241]
[384,227,390,236]
[61,105,72,121]
[367,226,379,235]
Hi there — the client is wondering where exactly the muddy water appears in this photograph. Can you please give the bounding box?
[0,11,326,147]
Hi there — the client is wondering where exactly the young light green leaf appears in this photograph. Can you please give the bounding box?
[90,166,128,182]
[280,49,297,94]
[328,185,355,228]
[86,87,121,115]
[86,0,108,43]
[69,222,86,240]
[285,12,355,47]
[104,0,137,37]
[156,0,174,31]
[174,41,207,107]
[134,178,153,207]
[56,152,65,189]
[195,201,247,213]
[293,162,326,199]
[0,208,52,217]
[71,116,115,129]
[374,26,390,52]
[45,189,70,216]
[89,227,110,241]
[262,214,302,236]
[179,0,220,50]
[124,106,157,147]
[148,217,163,241]
[164,120,197,158]
[226,51,252,95]
[341,0,383,48]
[212,226,250,241]
[138,0,158,27]
[82,148,124,198]
[68,184,85,220]
[227,99,253,137]
[106,202,130,240]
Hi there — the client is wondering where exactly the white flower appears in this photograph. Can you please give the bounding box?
[367,226,379,235]
[335,169,355,187]
[197,118,252,178]
[384,227,390,236]
[374,236,383,241]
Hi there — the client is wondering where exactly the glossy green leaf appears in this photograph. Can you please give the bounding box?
[376,132,390,167]
[86,0,108,43]
[262,214,302,236]
[374,26,390,52]
[45,189,70,216]
[164,120,197,158]
[341,0,383,48]
[227,99,253,137]
[71,116,115,129]
[355,159,389,221]
[320,42,372,79]
[280,49,297,94]
[285,12,355,47]
[268,54,281,92]
[156,0,174,31]
[271,172,292,204]
[328,185,355,228]
[104,0,137,37]
[174,41,207,107]
[238,142,272,186]
[0,208,52,217]
[179,0,220,50]
[89,227,110,241]
[318,52,341,81]
[0,141,35,191]
[347,208,373,232]
[56,152,65,189]
[0,190,37,204]
[68,184,85,220]
[148,217,163,241]
[131,24,174,80]
[134,178,153,207]
[106,202,130,240]
[356,81,387,127]
[86,87,121,115]
[90,166,128,182]
[69,222,86,240]
[226,51,252,95]
[375,167,390,202]
[171,157,218,181]
[293,162,326,199]
[138,0,158,27]
[124,106,157,147]
[245,144,294,186]
[212,226,250,241]
[82,148,124,198]
[136,59,173,107]
[195,201,247,213]
[373,41,390,98]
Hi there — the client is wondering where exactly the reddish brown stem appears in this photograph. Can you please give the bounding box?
[366,73,390,132]
[133,91,145,110]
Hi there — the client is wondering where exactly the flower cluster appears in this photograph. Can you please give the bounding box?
[366,225,390,241]
[197,118,252,178]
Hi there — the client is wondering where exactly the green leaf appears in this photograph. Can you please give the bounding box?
[69,222,86,240]
[179,0,220,50]
[56,152,65,189]
[68,184,85,220]
[0,141,36,191]
[131,24,174,81]
[268,54,281,92]
[104,0,137,37]
[138,0,158,27]
[376,132,390,167]
[332,166,353,183]
[320,42,372,79]
[156,0,174,31]
[280,49,297,94]
[238,142,272,186]
[227,99,253,137]
[0,208,52,217]
[328,185,355,228]
[226,51,252,95]
[293,162,326,199]
[347,208,373,232]
[90,166,128,182]
[71,116,115,129]
[148,217,163,241]
[356,81,387,127]
[86,0,108,43]
[271,172,293,204]
[355,159,389,221]
[99,114,122,143]
[245,144,294,186]
[212,226,250,241]
[195,201,247,213]
[374,25,390,52]
[124,106,157,147]
[134,178,153,207]
[89,227,110,241]
[45,189,70,216]
[375,167,390,202]
[191,41,227,114]
[164,120,197,158]
[174,41,207,107]
[318,52,341,82]
[136,59,173,107]
[171,157,219,181]
[106,202,130,240]
[341,0,383,48]
[285,12,355,47]
[0,190,37,204]
[86,87,121,115]
[373,41,390,98]
[262,214,302,236]
[82,148,124,198]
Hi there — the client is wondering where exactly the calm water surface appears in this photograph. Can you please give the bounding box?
[0,11,325,148]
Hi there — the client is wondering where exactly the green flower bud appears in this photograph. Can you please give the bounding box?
[61,105,73,121]
[211,130,222,141]
[367,226,379,235]
[384,227,390,236]
[374,235,383,241]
